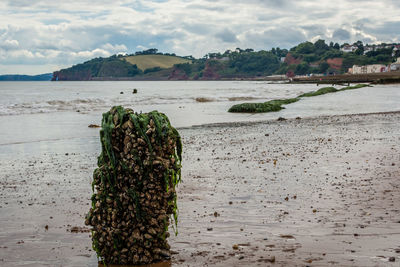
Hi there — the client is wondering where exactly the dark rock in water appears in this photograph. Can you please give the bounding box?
[120,91,124,94]
[296,117,301,120]
[277,117,286,121]
[133,88,138,94]
[389,257,395,262]
[86,106,182,265]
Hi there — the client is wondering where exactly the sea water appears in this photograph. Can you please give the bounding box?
[0,81,399,158]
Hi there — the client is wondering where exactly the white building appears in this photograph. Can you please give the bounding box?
[341,45,358,53]
[390,57,400,71]
[351,64,387,74]
[393,46,400,57]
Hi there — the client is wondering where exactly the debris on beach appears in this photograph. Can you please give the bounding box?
[88,124,101,128]
[195,97,214,102]
[69,226,90,233]
[85,106,182,265]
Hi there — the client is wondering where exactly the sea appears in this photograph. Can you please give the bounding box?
[0,81,399,158]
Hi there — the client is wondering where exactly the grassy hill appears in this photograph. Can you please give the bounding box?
[123,55,191,71]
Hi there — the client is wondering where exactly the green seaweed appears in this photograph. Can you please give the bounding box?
[228,98,299,113]
[339,83,369,91]
[228,83,371,113]
[88,106,182,264]
[127,188,142,219]
[299,86,338,97]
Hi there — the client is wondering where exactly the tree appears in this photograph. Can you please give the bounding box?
[294,42,315,54]
[314,39,329,51]
[355,47,364,55]
[319,62,330,73]
[333,43,340,50]
[295,62,311,75]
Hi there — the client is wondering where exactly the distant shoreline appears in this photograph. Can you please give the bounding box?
[2,71,400,84]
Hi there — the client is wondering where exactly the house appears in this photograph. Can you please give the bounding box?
[341,45,358,53]
[392,45,400,57]
[389,57,400,71]
[351,64,387,74]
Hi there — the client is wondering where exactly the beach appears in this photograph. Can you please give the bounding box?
[1,110,399,266]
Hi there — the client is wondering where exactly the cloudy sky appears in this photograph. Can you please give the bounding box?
[1,0,399,74]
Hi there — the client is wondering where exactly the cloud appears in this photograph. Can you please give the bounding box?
[0,39,19,50]
[215,29,238,43]
[332,29,351,41]
[0,0,399,74]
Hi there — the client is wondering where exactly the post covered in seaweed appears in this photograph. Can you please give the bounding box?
[85,106,182,265]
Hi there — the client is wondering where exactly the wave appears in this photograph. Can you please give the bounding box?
[194,96,263,103]
[0,98,106,116]
[0,94,266,116]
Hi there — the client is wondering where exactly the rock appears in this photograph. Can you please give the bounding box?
[389,257,395,262]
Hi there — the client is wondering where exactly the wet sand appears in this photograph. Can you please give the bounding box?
[1,111,399,266]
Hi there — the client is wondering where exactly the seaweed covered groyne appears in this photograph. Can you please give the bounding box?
[228,84,369,113]
[85,106,182,265]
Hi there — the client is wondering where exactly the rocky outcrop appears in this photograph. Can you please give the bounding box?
[327,58,343,70]
[284,53,302,65]
[167,68,188,80]
[52,70,92,81]
[200,62,221,80]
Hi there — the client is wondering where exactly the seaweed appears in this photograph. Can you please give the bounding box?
[86,106,182,265]
[228,84,370,113]
[228,98,299,113]
[299,86,338,97]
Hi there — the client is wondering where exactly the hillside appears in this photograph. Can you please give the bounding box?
[52,41,400,81]
[52,55,142,81]
[123,55,191,71]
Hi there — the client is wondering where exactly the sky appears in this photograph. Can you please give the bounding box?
[0,0,399,75]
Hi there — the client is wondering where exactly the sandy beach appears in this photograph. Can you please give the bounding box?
[0,110,399,266]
